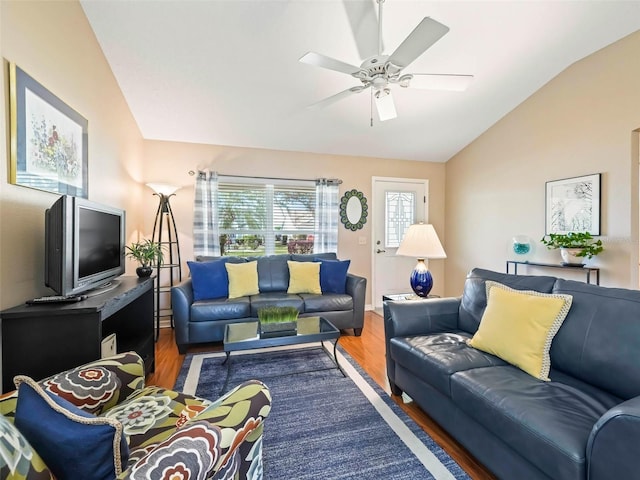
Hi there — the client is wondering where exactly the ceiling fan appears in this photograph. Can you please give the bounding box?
[299,0,473,122]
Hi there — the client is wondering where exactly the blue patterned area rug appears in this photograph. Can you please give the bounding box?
[175,344,470,480]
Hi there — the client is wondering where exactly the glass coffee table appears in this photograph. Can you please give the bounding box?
[222,316,344,394]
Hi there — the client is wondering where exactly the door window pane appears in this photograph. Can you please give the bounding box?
[385,191,415,248]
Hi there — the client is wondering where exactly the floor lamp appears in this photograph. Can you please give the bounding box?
[147,183,182,340]
[395,223,447,297]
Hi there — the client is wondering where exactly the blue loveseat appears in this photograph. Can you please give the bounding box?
[172,253,367,353]
[384,268,640,480]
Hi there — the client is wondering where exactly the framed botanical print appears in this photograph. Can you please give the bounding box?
[545,173,601,235]
[9,62,88,198]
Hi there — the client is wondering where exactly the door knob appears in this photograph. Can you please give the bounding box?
[376,249,386,253]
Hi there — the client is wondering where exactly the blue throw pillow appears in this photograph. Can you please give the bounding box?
[315,258,350,294]
[188,259,229,300]
[14,376,128,480]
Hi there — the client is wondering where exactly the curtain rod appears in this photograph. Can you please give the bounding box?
[188,170,342,184]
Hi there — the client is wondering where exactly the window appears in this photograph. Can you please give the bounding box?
[218,181,317,256]
[385,191,415,248]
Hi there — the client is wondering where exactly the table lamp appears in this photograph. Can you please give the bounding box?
[395,223,447,297]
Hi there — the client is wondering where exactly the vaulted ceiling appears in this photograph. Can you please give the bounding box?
[81,0,640,162]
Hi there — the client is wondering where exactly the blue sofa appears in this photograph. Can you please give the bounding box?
[384,268,640,480]
[172,253,367,353]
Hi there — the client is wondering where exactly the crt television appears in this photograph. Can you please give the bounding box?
[45,195,126,296]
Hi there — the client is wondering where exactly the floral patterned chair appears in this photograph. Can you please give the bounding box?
[0,351,271,480]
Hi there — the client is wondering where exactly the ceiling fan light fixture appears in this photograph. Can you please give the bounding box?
[374,89,397,121]
[399,74,412,88]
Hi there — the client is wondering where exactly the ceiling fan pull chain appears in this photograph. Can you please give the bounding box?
[370,88,374,127]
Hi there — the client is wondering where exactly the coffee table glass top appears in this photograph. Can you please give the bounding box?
[224,316,339,352]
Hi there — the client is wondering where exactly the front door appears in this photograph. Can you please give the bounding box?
[372,177,428,309]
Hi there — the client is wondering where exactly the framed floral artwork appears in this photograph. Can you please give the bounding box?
[9,62,88,198]
[545,173,601,235]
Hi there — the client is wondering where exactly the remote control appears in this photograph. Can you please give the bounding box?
[26,295,87,305]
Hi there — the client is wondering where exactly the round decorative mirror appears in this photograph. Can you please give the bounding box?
[340,189,368,231]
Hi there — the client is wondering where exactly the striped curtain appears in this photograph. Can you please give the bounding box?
[314,179,339,253]
[193,171,220,257]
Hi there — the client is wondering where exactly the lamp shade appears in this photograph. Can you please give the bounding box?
[146,183,179,196]
[396,223,447,259]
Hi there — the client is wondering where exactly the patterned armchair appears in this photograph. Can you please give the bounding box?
[0,352,271,480]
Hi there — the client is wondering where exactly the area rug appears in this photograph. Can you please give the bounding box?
[175,343,470,480]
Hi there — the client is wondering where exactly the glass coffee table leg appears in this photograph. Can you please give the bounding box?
[330,339,346,377]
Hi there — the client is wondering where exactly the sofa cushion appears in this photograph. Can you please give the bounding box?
[551,279,640,400]
[468,281,573,381]
[451,366,617,480]
[0,414,54,479]
[250,293,305,317]
[188,259,229,300]
[287,261,321,294]
[291,252,337,262]
[459,268,557,334]
[191,297,251,322]
[14,376,128,480]
[316,258,350,294]
[226,261,259,298]
[254,255,291,292]
[389,333,507,397]
[299,293,353,313]
[102,386,213,452]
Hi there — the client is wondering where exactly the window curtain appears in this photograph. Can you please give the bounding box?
[314,179,339,253]
[193,171,220,257]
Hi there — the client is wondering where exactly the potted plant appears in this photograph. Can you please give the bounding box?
[540,232,603,265]
[257,306,299,337]
[126,239,164,277]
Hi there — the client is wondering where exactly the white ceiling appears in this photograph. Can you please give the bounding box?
[80,0,640,163]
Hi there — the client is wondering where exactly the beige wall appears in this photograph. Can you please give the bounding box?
[140,141,447,305]
[0,1,145,308]
[445,30,640,294]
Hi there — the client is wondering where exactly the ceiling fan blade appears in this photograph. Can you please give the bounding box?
[387,17,449,70]
[374,91,397,121]
[299,52,362,76]
[343,0,380,60]
[307,86,367,110]
[405,74,474,91]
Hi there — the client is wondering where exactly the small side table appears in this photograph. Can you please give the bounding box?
[506,260,600,285]
[382,293,440,302]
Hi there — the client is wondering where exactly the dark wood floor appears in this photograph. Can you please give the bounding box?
[148,311,495,480]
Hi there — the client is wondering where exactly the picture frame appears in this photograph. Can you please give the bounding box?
[9,62,88,198]
[545,173,601,235]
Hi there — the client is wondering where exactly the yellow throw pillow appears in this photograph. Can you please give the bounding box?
[225,261,259,299]
[287,261,322,295]
[468,281,573,381]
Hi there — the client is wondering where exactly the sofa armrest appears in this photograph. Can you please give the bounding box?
[383,298,461,393]
[194,380,272,478]
[119,420,225,479]
[587,396,640,479]
[383,297,462,338]
[172,279,194,354]
[346,273,367,334]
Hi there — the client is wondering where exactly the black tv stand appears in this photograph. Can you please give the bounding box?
[0,276,154,393]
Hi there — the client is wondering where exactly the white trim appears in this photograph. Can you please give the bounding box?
[181,345,456,479]
[371,176,430,309]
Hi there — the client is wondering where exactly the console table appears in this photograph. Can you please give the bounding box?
[0,276,154,393]
[506,260,600,285]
